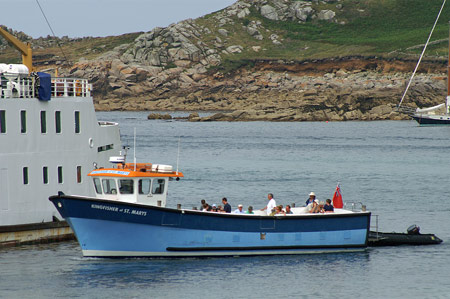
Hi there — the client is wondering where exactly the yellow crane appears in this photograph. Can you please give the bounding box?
[0,27,35,73]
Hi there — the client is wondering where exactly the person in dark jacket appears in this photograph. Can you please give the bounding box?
[323,199,334,212]
[222,197,231,213]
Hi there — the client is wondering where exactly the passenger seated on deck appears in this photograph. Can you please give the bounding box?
[211,204,218,212]
[285,205,293,214]
[234,204,245,214]
[270,205,285,216]
[202,203,212,212]
[277,205,286,216]
[305,192,316,206]
[307,199,320,213]
[218,205,225,213]
[323,199,334,213]
[246,206,254,214]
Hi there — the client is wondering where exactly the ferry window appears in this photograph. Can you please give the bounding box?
[40,111,47,133]
[20,110,26,133]
[119,179,134,194]
[23,167,29,185]
[138,179,151,194]
[76,166,82,183]
[97,144,114,152]
[43,166,48,184]
[152,179,165,194]
[102,179,117,194]
[55,111,61,133]
[93,178,102,194]
[74,111,80,133]
[57,166,63,184]
[0,110,5,133]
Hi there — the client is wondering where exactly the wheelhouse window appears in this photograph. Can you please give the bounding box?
[119,179,134,194]
[74,111,80,133]
[76,166,82,183]
[0,110,6,133]
[55,111,61,133]
[40,111,47,133]
[43,166,48,184]
[152,179,165,194]
[93,178,102,194]
[23,167,28,185]
[102,179,117,194]
[20,110,26,133]
[138,179,151,194]
[57,166,63,184]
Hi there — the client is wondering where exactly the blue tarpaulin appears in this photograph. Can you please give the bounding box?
[37,72,51,101]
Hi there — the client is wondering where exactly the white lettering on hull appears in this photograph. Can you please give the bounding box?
[90,204,147,216]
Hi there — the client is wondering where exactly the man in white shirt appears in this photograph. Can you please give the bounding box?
[260,193,276,215]
[233,204,245,214]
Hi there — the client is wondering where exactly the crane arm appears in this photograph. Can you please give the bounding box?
[0,27,34,73]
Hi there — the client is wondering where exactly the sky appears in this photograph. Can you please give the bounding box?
[1,0,236,38]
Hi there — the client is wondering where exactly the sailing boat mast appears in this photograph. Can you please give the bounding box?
[447,23,450,114]
[398,0,447,110]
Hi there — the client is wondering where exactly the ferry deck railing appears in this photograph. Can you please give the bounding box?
[0,75,92,99]
[0,76,34,98]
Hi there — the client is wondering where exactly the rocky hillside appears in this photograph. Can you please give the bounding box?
[2,0,450,121]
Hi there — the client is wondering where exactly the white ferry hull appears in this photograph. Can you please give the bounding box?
[0,76,121,246]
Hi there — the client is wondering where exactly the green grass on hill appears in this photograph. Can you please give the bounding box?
[259,0,450,54]
[2,0,450,72]
[210,0,450,73]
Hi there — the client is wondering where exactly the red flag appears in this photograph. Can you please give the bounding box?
[332,184,343,208]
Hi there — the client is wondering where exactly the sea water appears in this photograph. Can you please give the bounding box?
[1,112,449,298]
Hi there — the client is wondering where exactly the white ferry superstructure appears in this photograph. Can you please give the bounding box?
[0,65,122,246]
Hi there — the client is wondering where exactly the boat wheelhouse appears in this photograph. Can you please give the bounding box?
[50,155,371,258]
[89,160,183,207]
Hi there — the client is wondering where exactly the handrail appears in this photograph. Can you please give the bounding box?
[0,75,92,99]
[343,201,367,212]
[370,214,379,238]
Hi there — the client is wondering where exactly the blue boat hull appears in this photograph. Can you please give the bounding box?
[49,195,371,257]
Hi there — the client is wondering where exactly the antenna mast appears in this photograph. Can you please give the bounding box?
[176,137,181,175]
[133,128,136,171]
